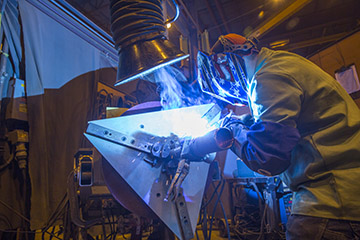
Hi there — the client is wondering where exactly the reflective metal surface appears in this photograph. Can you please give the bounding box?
[85,104,221,239]
[116,38,189,85]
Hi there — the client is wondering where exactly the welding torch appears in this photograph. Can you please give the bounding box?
[164,127,234,201]
[179,127,234,161]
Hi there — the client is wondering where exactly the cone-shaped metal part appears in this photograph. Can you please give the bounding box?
[115,38,189,85]
[84,104,221,239]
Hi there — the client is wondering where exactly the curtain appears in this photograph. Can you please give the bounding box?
[18,0,117,229]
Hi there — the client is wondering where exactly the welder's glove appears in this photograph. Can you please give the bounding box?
[225,121,247,139]
[221,113,254,133]
[220,115,249,147]
[236,113,255,127]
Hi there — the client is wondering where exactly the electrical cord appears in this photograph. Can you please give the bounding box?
[111,209,117,240]
[232,182,266,238]
[165,0,180,25]
[201,179,222,209]
[42,225,56,240]
[218,188,231,240]
[0,214,12,229]
[42,192,68,232]
[0,199,30,223]
[0,153,13,172]
[207,177,226,240]
[249,182,264,215]
[256,203,268,240]
[202,205,207,240]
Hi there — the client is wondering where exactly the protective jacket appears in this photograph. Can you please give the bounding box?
[234,47,360,221]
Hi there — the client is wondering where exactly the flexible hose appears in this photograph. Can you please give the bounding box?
[110,0,166,50]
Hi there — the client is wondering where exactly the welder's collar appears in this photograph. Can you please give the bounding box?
[250,47,274,80]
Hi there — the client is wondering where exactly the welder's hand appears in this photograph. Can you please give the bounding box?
[226,122,247,138]
[221,113,254,128]
[237,113,254,127]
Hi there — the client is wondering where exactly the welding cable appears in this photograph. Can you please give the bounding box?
[0,199,30,223]
[42,192,68,233]
[249,181,266,240]
[0,214,12,229]
[110,209,117,240]
[201,179,223,209]
[207,177,226,240]
[202,205,208,240]
[42,225,56,240]
[195,228,200,240]
[197,199,205,227]
[0,153,13,172]
[257,203,268,240]
[102,221,107,240]
[212,179,231,240]
[110,0,166,50]
[249,182,264,215]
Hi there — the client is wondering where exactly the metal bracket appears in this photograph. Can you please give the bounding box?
[175,188,194,240]
[86,123,152,154]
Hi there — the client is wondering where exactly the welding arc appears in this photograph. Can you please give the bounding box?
[110,0,166,49]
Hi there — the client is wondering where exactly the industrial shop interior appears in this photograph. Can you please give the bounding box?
[1,0,360,239]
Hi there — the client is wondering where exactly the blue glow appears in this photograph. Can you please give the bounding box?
[160,107,217,138]
[115,54,189,86]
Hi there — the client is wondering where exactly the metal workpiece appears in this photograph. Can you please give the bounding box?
[85,103,222,240]
[175,188,195,240]
[86,123,153,154]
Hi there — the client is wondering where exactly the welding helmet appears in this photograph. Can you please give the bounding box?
[197,34,258,105]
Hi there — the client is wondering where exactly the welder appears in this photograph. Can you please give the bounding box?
[197,33,360,239]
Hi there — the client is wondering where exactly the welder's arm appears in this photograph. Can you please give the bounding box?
[227,120,300,176]
[230,71,303,176]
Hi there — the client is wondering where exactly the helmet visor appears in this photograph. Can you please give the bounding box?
[197,51,248,105]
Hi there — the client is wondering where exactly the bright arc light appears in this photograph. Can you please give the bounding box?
[163,108,218,138]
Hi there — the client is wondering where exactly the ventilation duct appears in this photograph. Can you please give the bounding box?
[110,0,189,85]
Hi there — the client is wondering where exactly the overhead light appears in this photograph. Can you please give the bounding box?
[166,23,172,29]
[258,10,264,19]
[269,39,290,48]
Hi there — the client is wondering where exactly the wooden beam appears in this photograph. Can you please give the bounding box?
[249,0,312,39]
[260,17,355,44]
[277,32,348,51]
